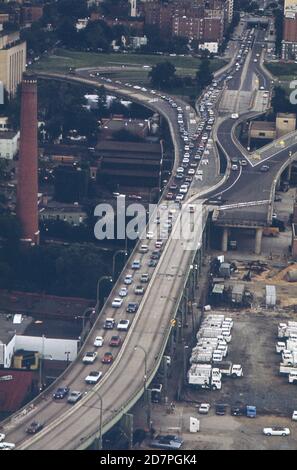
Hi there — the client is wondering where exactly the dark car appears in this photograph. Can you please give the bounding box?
[215,404,227,416]
[26,422,44,435]
[231,406,245,416]
[109,335,121,347]
[151,251,161,260]
[150,434,183,450]
[260,164,270,172]
[102,352,114,364]
[126,302,139,313]
[148,259,158,267]
[53,387,70,400]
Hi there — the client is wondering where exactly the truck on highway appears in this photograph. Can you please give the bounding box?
[188,364,222,390]
[219,362,243,378]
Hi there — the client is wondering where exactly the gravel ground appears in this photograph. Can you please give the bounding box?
[183,309,297,416]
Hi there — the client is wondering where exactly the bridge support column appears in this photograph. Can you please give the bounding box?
[255,227,263,255]
[222,228,229,252]
[121,413,134,449]
[287,164,292,181]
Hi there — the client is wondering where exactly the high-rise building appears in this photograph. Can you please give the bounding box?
[16,75,40,246]
[0,30,26,96]
[129,0,137,17]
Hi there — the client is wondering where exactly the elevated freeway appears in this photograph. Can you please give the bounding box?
[0,71,212,451]
[2,18,297,450]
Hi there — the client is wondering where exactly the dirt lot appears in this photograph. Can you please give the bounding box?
[137,406,297,450]
[183,308,297,415]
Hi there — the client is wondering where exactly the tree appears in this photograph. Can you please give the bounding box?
[271,86,295,114]
[82,20,112,51]
[149,62,176,90]
[196,59,213,91]
[273,7,283,55]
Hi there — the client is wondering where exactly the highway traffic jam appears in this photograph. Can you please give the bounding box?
[0,24,279,451]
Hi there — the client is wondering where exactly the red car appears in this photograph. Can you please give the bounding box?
[109,335,121,347]
[102,352,114,364]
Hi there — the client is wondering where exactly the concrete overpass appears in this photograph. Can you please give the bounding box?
[0,72,214,450]
[2,23,297,449]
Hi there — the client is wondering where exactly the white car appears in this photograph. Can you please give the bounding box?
[188,169,195,175]
[124,274,133,285]
[198,403,210,414]
[82,352,97,364]
[112,297,123,308]
[0,442,15,450]
[0,434,5,443]
[119,287,128,297]
[93,336,104,348]
[85,371,103,385]
[263,427,290,436]
[117,319,130,331]
[146,231,154,239]
[292,411,297,421]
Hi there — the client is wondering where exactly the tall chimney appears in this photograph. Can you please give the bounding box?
[16,74,39,245]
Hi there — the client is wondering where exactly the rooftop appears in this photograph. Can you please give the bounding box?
[0,313,32,345]
[101,117,149,134]
[0,130,19,140]
[96,140,161,154]
[0,369,34,414]
[277,113,296,120]
[250,121,276,131]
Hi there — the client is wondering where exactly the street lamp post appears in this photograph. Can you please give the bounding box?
[96,276,113,310]
[112,250,128,280]
[82,307,96,333]
[91,389,103,450]
[65,351,71,365]
[39,336,52,391]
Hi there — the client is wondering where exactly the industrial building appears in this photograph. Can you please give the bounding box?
[0,30,26,96]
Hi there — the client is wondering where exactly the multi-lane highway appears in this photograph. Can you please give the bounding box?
[1,18,297,450]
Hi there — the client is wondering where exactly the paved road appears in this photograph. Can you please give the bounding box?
[208,28,297,225]
[0,72,210,450]
[2,19,296,450]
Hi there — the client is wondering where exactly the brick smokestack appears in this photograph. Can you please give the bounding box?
[16,74,39,245]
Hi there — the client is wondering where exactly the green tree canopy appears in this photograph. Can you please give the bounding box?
[196,59,214,91]
[149,61,176,90]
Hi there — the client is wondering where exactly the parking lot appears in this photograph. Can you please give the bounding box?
[136,406,297,450]
[184,308,297,415]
